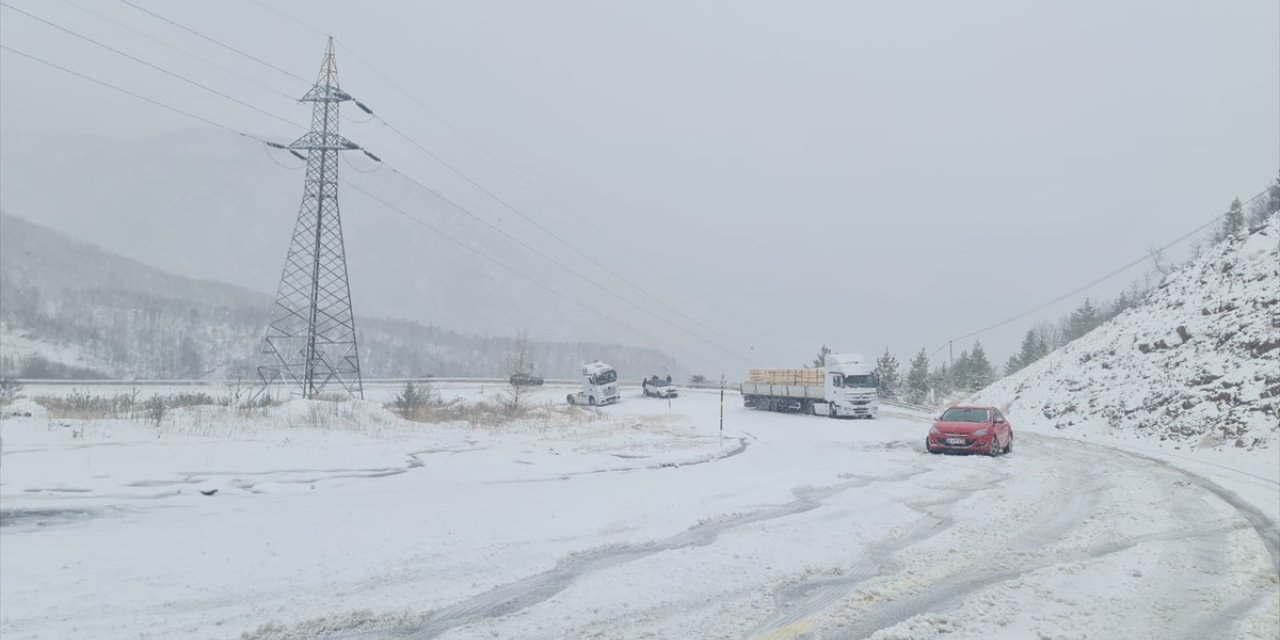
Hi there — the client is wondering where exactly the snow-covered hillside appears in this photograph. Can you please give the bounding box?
[977,215,1279,451]
[0,213,681,379]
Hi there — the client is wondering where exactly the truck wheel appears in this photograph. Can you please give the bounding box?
[567,395,576,405]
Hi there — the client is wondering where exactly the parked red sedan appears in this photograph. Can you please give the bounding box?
[926,406,1013,455]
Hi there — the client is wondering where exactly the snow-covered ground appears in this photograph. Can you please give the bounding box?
[1,387,1275,639]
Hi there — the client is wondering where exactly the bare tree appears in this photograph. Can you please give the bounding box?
[1034,321,1062,352]
[143,395,167,427]
[1148,246,1172,276]
[502,330,536,415]
[223,376,245,407]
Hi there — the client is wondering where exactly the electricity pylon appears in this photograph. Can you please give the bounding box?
[257,37,367,400]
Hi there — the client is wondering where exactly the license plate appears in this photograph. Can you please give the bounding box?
[946,438,966,445]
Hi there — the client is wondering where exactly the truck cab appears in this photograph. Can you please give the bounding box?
[567,361,620,406]
[818,353,878,418]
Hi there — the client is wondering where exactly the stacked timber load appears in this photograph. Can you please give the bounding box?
[748,368,824,385]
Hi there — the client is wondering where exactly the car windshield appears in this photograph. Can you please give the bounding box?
[940,408,991,423]
[648,379,671,387]
[843,375,876,388]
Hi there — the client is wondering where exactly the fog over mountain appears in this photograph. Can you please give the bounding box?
[0,211,680,380]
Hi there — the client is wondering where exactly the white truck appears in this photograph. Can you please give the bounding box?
[740,353,878,419]
[566,360,620,406]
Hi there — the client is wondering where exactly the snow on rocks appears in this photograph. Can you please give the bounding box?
[977,216,1280,452]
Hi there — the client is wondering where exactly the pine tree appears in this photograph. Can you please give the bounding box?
[1268,172,1280,216]
[1004,353,1022,377]
[1251,172,1280,227]
[1220,197,1244,240]
[905,349,931,405]
[1006,329,1047,376]
[1064,298,1101,342]
[966,340,994,391]
[812,345,832,368]
[928,362,952,400]
[952,350,972,392]
[874,348,901,399]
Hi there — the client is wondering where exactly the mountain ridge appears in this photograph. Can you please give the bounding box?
[0,211,682,380]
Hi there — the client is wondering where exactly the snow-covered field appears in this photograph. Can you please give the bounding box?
[1,387,1276,640]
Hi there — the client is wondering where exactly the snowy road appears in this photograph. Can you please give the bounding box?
[1,388,1276,639]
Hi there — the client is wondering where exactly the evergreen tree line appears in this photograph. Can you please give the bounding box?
[873,341,996,405]
[0,278,678,380]
[869,176,1280,406]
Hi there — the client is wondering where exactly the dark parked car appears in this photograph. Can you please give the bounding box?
[509,373,544,387]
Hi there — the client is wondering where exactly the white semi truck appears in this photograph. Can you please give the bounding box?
[566,360,620,406]
[740,353,878,419]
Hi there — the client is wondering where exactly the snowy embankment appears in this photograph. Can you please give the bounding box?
[974,217,1279,520]
[2,389,1277,640]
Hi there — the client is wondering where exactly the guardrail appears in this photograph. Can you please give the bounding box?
[10,377,745,390]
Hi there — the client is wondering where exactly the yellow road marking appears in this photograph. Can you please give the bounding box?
[752,620,815,640]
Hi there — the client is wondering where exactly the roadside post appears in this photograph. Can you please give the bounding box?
[719,374,725,448]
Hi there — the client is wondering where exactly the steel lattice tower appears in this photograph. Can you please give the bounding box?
[257,38,365,399]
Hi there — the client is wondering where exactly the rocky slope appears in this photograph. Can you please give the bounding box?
[976,215,1279,450]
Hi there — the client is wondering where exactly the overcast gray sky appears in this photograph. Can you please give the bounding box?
[2,0,1277,374]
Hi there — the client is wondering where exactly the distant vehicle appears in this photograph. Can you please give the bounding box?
[567,361,620,406]
[740,353,878,418]
[927,406,1013,455]
[508,372,544,387]
[642,376,677,398]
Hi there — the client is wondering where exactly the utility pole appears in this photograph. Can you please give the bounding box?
[256,37,370,400]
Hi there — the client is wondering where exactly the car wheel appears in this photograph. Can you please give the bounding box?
[1004,436,1013,454]
[989,436,1001,456]
[589,396,597,406]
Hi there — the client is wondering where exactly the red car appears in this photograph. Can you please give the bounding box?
[926,406,1013,455]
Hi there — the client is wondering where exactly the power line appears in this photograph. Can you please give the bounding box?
[0,2,303,132]
[370,115,745,353]
[237,1,739,352]
[244,0,322,35]
[342,48,737,347]
[110,0,311,85]
[55,0,297,101]
[340,179,722,365]
[929,189,1270,357]
[0,43,272,143]
[0,43,723,366]
[377,162,749,363]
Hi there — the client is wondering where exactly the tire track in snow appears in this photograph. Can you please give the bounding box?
[744,435,1247,640]
[282,467,930,640]
[742,465,1017,639]
[805,436,1272,640]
